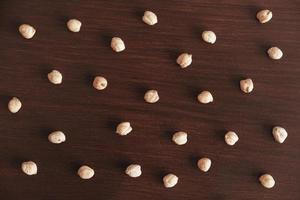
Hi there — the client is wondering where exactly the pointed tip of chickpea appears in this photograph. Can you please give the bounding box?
[19,24,36,39]
[111,37,125,52]
[142,11,158,25]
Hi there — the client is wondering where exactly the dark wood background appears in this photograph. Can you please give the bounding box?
[0,0,299,199]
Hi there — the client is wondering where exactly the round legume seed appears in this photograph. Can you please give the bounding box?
[256,9,272,23]
[21,161,38,175]
[240,78,254,93]
[142,11,158,25]
[125,164,142,178]
[48,70,63,85]
[93,76,108,90]
[172,131,188,145]
[8,97,22,113]
[197,157,212,172]
[272,126,288,143]
[78,165,95,179]
[267,47,283,60]
[111,37,125,52]
[202,31,216,44]
[176,53,192,68]
[224,131,239,146]
[163,173,178,188]
[197,91,213,104]
[259,174,275,188]
[19,24,36,39]
[144,90,159,103]
[116,122,132,136]
[48,131,66,144]
[67,19,82,32]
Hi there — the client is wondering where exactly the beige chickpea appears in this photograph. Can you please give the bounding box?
[8,97,22,113]
[142,11,158,25]
[19,24,36,39]
[93,76,108,90]
[259,174,275,188]
[48,70,62,85]
[125,164,142,178]
[48,131,66,144]
[197,157,211,172]
[111,37,125,52]
[240,78,254,93]
[224,131,239,146]
[163,173,178,188]
[67,19,82,32]
[256,9,272,23]
[21,161,38,175]
[78,165,95,179]
[272,126,288,143]
[267,47,283,60]
[172,131,188,145]
[202,31,216,44]
[144,89,159,103]
[176,53,192,68]
[116,122,132,136]
[197,91,213,104]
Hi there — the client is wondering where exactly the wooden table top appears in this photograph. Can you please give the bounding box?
[0,0,299,199]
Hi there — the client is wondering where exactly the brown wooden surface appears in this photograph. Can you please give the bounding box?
[0,0,299,199]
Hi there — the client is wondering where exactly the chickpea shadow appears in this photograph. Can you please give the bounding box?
[185,85,201,102]
[0,95,11,111]
[10,156,27,168]
[188,155,199,170]
[114,159,131,171]
[39,127,54,140]
[191,24,207,39]
[160,129,177,142]
[69,161,83,175]
[100,34,114,47]
[261,124,274,139]
[154,169,170,184]
[105,117,123,133]
[214,129,227,142]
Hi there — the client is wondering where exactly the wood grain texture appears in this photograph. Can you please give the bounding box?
[0,0,299,199]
